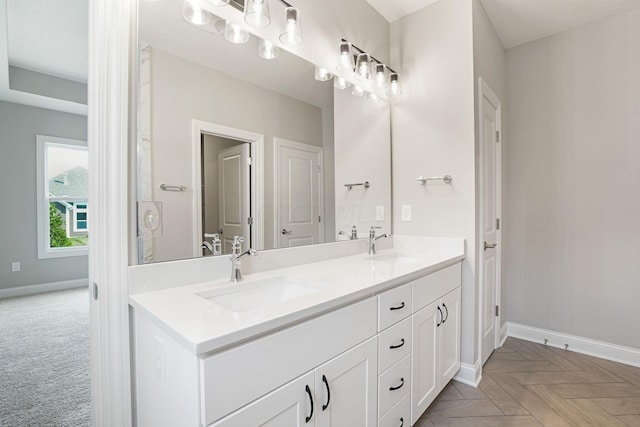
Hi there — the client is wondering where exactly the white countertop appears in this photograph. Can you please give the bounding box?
[129,236,464,355]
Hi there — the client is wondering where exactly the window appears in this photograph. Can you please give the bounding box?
[36,135,88,258]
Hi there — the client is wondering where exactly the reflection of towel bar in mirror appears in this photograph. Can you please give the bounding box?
[344,181,370,190]
[160,184,186,192]
[417,175,452,185]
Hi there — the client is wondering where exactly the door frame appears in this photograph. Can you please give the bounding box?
[477,77,503,359]
[273,138,324,249]
[192,120,264,254]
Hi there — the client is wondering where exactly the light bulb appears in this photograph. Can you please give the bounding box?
[183,0,212,26]
[334,76,351,90]
[258,39,280,60]
[315,66,333,82]
[387,73,402,96]
[336,41,355,73]
[245,0,271,28]
[224,21,249,44]
[354,53,371,81]
[373,63,386,89]
[352,85,364,96]
[279,7,302,46]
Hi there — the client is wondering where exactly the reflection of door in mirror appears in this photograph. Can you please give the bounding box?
[201,135,251,256]
[275,139,324,248]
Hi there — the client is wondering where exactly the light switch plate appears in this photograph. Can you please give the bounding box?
[11,262,20,272]
[375,205,384,221]
[401,205,412,222]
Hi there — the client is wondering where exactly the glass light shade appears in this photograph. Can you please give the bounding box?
[245,0,271,28]
[387,72,403,96]
[334,76,351,90]
[258,39,280,60]
[205,0,230,6]
[372,63,386,89]
[314,66,333,82]
[183,0,213,26]
[354,53,371,81]
[224,21,249,44]
[279,7,302,46]
[351,85,364,96]
[336,41,355,73]
[367,92,380,102]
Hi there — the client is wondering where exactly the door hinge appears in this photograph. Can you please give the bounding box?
[247,217,253,225]
[496,218,500,230]
[496,130,500,142]
[318,215,321,223]
[495,305,500,317]
[247,157,253,166]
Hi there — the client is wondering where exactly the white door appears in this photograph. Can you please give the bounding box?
[212,371,315,427]
[411,301,439,424]
[479,78,502,365]
[315,337,377,427]
[276,140,323,248]
[438,288,461,385]
[218,144,251,253]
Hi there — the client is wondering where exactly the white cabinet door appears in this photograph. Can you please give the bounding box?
[212,371,315,427]
[439,288,461,385]
[411,300,439,425]
[315,337,378,427]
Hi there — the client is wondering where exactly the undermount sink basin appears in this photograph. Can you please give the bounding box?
[366,252,424,265]
[197,276,328,312]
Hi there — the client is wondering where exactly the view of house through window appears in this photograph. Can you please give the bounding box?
[37,136,89,258]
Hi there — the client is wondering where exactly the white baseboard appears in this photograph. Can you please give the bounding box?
[507,322,640,368]
[0,278,88,299]
[500,322,509,346]
[454,360,482,387]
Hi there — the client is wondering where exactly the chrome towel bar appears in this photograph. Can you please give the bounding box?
[417,175,452,185]
[160,184,186,192]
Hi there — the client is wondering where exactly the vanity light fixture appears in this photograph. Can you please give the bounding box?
[258,39,280,59]
[334,76,351,90]
[205,0,230,6]
[224,21,250,43]
[372,63,386,89]
[336,41,355,74]
[314,66,333,82]
[279,6,302,46]
[387,72,403,96]
[354,53,372,81]
[245,0,271,28]
[183,0,213,25]
[352,85,364,96]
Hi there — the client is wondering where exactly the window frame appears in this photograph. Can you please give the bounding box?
[36,135,89,259]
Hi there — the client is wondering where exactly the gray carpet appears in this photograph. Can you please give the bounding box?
[0,287,91,426]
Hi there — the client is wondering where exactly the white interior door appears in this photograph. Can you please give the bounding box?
[276,140,323,248]
[479,78,502,365]
[218,144,250,253]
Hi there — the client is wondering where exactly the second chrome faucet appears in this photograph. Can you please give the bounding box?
[230,236,257,282]
[368,226,389,255]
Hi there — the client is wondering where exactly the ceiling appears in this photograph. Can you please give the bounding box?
[366,0,640,49]
[6,0,88,82]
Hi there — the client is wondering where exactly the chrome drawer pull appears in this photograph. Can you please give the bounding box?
[389,338,405,350]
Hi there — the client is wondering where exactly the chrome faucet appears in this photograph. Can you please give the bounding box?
[338,225,358,240]
[368,226,389,255]
[203,233,222,256]
[230,236,257,282]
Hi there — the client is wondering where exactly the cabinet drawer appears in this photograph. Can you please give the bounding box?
[378,283,412,331]
[378,317,411,373]
[378,392,410,427]
[378,354,411,418]
[200,297,377,425]
[413,264,461,311]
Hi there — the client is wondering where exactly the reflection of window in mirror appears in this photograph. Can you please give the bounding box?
[36,135,89,259]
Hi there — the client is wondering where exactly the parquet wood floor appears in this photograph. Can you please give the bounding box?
[416,337,640,426]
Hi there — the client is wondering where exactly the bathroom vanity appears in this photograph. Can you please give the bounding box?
[130,237,464,426]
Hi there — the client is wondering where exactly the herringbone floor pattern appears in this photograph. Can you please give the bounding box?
[416,337,640,426]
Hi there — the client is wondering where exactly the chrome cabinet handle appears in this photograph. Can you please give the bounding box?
[282,229,293,235]
[484,241,497,251]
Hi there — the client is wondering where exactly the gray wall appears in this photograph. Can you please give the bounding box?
[0,101,88,290]
[505,7,640,349]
